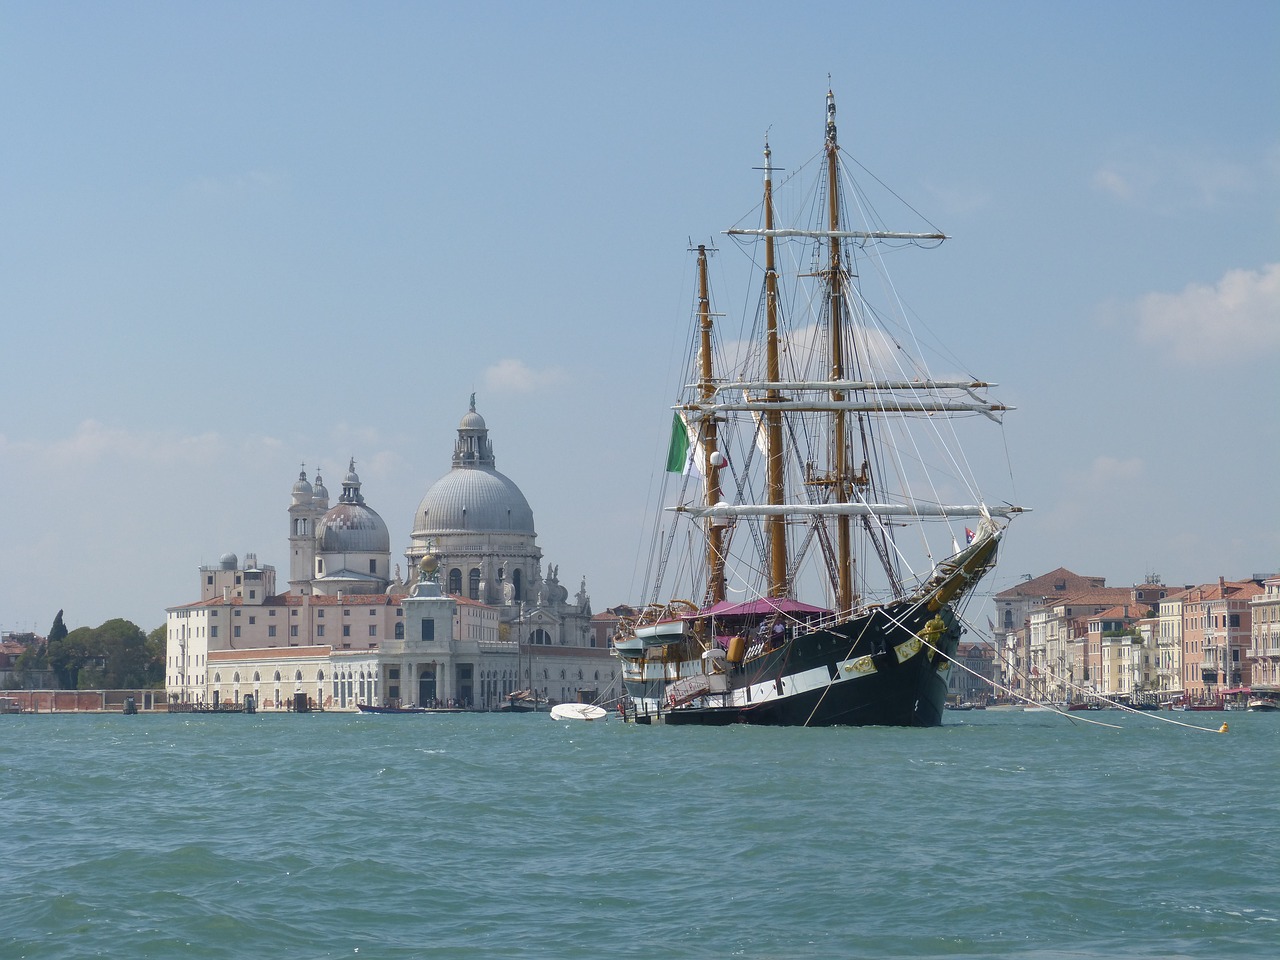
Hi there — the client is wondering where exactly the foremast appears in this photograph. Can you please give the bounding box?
[823,89,855,612]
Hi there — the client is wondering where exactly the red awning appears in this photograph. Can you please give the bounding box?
[696,597,832,619]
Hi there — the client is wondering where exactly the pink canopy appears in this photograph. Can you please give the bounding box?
[694,597,832,619]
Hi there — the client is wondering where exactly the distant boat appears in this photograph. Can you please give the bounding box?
[612,90,1024,728]
[1247,697,1279,712]
[499,690,547,713]
[549,703,608,722]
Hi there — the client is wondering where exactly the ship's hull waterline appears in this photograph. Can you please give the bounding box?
[619,598,966,728]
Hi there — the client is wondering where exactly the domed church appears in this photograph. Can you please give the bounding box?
[406,397,592,647]
[165,399,611,711]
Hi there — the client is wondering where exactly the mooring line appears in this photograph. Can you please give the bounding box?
[919,631,1225,734]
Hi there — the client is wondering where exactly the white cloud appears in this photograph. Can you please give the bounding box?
[482,358,567,393]
[1090,143,1267,212]
[1083,455,1144,488]
[1091,168,1133,201]
[0,420,230,471]
[1136,263,1280,362]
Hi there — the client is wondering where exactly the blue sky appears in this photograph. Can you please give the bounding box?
[1,1,1277,635]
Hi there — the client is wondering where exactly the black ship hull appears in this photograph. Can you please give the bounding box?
[620,598,962,728]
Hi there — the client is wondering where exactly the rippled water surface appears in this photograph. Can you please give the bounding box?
[2,709,1277,959]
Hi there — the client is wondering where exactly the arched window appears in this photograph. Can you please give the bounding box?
[274,671,281,682]
[253,671,261,682]
[469,568,481,600]
[448,568,462,594]
[395,622,404,639]
[1004,609,1014,629]
[530,628,551,645]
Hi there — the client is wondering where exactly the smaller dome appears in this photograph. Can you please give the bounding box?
[317,503,391,553]
[313,472,329,503]
[459,409,486,431]
[291,468,313,503]
[219,552,238,570]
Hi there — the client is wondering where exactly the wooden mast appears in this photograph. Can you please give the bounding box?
[825,89,854,612]
[762,139,789,599]
[695,244,726,605]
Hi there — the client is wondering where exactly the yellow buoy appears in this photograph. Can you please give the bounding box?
[1219,722,1229,734]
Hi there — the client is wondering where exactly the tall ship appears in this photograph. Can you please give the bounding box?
[614,91,1024,726]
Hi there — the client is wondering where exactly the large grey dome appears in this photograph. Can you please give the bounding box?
[414,467,535,535]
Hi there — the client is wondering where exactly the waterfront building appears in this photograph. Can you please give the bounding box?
[1250,576,1280,689]
[993,568,1107,697]
[166,402,616,710]
[1026,586,1140,701]
[1086,605,1148,697]
[1181,577,1263,702]
[1156,590,1188,699]
[950,642,995,702]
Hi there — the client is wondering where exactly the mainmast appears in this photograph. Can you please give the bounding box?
[824,89,855,612]
[762,138,789,599]
[695,244,726,605]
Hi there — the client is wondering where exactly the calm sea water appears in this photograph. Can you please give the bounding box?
[2,709,1276,959]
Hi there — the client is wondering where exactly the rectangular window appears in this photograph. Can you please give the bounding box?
[369,559,377,574]
[290,625,298,637]
[269,610,276,617]
[210,626,218,638]
[344,608,351,617]
[249,616,256,625]
[249,590,256,600]
[268,625,277,638]
[317,625,325,637]
[343,625,350,637]
[422,619,435,641]
[234,609,241,617]
[291,609,298,617]
[206,575,213,585]
[234,626,241,638]
[317,609,324,618]
[369,608,376,616]
[369,625,377,637]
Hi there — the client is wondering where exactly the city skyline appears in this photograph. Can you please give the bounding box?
[2,1,1277,633]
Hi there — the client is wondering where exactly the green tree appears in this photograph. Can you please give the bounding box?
[48,609,68,646]
[97,618,155,688]
[39,616,165,689]
[47,625,96,689]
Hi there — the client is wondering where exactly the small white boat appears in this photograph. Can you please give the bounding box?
[549,703,608,722]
